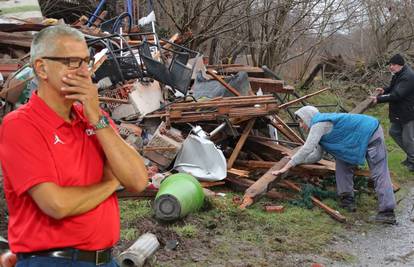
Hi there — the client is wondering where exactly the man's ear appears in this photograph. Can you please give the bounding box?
[33,59,47,80]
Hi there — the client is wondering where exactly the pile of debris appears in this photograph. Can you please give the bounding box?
[0,6,399,227]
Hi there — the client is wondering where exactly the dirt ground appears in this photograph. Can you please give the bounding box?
[2,182,414,266]
[113,203,304,267]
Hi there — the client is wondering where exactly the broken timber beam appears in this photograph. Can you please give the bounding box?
[239,156,290,209]
[215,66,265,78]
[98,96,129,104]
[0,32,32,47]
[234,159,370,177]
[278,87,330,109]
[248,78,293,94]
[267,114,305,144]
[226,176,293,201]
[227,119,256,169]
[350,91,380,114]
[281,180,346,223]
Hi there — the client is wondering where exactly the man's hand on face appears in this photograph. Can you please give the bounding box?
[61,67,101,125]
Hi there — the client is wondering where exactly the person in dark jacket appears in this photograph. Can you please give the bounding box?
[372,53,414,171]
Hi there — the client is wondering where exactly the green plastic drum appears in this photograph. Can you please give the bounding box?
[154,173,204,221]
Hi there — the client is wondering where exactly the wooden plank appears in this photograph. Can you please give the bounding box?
[267,114,305,144]
[0,23,47,32]
[215,66,265,76]
[226,176,293,200]
[138,146,177,152]
[207,64,245,68]
[0,32,33,47]
[146,106,278,123]
[248,77,291,94]
[227,168,250,177]
[235,159,332,172]
[240,157,291,209]
[98,96,129,104]
[227,119,256,169]
[281,180,346,223]
[199,181,226,188]
[350,91,380,114]
[91,54,108,73]
[278,87,330,109]
[170,95,276,110]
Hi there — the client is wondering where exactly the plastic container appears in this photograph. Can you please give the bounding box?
[154,173,204,221]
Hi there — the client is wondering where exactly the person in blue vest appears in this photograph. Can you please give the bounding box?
[272,106,396,224]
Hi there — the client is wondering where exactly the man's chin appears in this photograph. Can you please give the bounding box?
[62,95,76,104]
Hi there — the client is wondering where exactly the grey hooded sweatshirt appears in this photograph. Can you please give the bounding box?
[289,106,333,166]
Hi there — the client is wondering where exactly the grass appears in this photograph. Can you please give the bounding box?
[196,194,340,254]
[119,199,152,241]
[172,224,198,238]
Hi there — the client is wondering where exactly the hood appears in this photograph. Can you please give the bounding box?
[294,106,319,127]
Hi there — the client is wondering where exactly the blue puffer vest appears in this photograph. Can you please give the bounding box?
[310,113,379,165]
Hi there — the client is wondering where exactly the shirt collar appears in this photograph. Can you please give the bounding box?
[29,92,83,129]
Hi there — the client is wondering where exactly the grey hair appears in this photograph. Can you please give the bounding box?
[30,25,85,65]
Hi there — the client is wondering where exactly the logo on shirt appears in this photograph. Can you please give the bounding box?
[85,128,96,136]
[53,134,65,145]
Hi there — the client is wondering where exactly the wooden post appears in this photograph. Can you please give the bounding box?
[227,119,256,169]
[240,157,290,209]
[350,91,380,114]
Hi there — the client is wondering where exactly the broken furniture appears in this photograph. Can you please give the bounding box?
[87,34,143,86]
[136,37,200,95]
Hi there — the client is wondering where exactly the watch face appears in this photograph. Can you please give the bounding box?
[102,116,110,125]
[95,116,110,129]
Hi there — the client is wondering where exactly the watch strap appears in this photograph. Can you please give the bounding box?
[93,115,110,130]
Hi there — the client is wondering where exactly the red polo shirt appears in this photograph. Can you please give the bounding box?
[0,93,120,253]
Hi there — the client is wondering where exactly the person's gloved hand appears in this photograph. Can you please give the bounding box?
[0,251,17,267]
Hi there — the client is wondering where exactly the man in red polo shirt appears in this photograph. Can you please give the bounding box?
[0,25,148,266]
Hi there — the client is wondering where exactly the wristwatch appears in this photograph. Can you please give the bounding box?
[92,115,110,130]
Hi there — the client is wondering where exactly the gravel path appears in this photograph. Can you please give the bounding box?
[329,185,414,267]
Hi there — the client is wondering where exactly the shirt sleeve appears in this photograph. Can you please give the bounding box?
[290,122,332,166]
[377,76,413,103]
[0,117,58,196]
